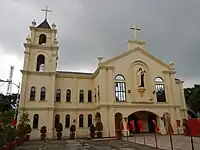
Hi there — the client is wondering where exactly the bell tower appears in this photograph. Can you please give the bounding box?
[19,7,58,139]
[23,6,58,73]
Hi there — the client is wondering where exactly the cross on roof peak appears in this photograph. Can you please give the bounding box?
[41,6,52,20]
[130,24,141,40]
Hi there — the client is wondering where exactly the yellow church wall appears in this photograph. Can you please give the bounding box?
[24,74,55,108]
[102,50,175,105]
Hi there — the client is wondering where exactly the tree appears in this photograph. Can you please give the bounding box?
[0,93,19,112]
[184,84,200,113]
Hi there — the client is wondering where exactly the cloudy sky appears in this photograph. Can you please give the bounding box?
[0,0,200,94]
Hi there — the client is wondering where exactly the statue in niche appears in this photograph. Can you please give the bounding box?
[138,68,146,87]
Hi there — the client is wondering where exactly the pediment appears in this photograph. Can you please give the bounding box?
[100,47,173,70]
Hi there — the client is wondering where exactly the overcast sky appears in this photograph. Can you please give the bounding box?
[0,0,200,94]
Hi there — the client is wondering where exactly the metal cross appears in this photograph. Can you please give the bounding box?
[41,6,52,20]
[130,24,141,40]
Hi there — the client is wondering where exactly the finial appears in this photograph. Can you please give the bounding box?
[130,24,141,40]
[26,35,31,43]
[54,38,58,45]
[52,22,56,28]
[169,62,175,69]
[97,56,103,64]
[32,19,36,26]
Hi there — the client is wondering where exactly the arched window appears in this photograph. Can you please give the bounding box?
[40,87,46,100]
[54,114,60,128]
[115,74,126,101]
[66,89,71,102]
[56,89,61,102]
[65,114,70,128]
[36,54,45,71]
[88,114,92,127]
[79,90,84,102]
[88,90,92,102]
[39,34,47,45]
[79,114,83,127]
[98,85,100,101]
[155,77,166,102]
[33,114,39,129]
[30,86,36,100]
[94,88,96,101]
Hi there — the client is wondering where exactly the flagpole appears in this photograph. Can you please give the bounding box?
[168,120,174,150]
[154,130,158,148]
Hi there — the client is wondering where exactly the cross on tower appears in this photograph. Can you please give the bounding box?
[41,6,52,20]
[130,24,141,40]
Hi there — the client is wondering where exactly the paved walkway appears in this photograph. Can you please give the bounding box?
[15,139,162,150]
[124,134,200,150]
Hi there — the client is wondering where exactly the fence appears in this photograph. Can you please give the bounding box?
[123,133,200,150]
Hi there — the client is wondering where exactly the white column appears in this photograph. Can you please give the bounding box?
[157,116,166,135]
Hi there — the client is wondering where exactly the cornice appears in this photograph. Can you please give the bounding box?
[56,73,92,79]
[21,70,56,76]
[56,65,114,79]
[19,106,54,111]
[24,43,59,51]
[162,70,176,74]
[19,103,181,111]
[29,26,57,33]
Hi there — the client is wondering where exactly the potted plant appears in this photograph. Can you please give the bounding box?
[5,126,17,150]
[89,124,96,138]
[40,126,47,140]
[17,112,30,144]
[56,123,63,140]
[96,122,103,138]
[24,124,32,141]
[69,125,76,139]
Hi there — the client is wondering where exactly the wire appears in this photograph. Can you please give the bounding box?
[0,83,5,87]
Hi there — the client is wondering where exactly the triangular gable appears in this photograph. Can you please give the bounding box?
[100,47,172,70]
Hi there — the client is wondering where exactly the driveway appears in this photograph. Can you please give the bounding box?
[15,139,162,150]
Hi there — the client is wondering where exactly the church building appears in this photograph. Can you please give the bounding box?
[18,10,187,139]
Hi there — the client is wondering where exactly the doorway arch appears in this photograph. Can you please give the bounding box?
[128,111,158,133]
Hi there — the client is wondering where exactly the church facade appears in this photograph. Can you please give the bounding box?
[18,17,187,139]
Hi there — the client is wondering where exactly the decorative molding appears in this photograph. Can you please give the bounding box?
[101,47,173,70]
[137,87,146,97]
[162,70,176,74]
[23,43,59,51]
[29,26,57,33]
[21,70,56,76]
[56,66,114,79]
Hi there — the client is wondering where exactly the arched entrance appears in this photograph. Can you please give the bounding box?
[128,111,157,133]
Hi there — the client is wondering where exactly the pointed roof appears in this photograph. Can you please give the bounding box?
[37,19,51,29]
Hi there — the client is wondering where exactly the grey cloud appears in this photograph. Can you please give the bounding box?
[0,0,200,83]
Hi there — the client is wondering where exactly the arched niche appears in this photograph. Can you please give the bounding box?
[130,60,151,99]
